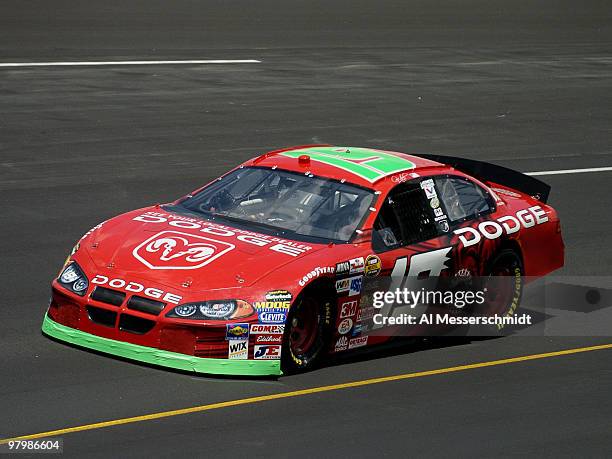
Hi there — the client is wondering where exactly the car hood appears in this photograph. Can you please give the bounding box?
[81,207,324,292]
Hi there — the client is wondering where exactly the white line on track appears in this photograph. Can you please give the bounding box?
[0,60,260,68]
[525,166,612,176]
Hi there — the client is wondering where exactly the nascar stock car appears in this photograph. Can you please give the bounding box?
[43,145,564,376]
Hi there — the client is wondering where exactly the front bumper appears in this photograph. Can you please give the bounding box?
[42,314,281,376]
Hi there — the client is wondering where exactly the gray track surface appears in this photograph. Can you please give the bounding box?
[1,1,612,457]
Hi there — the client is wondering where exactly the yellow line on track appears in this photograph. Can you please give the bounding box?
[2,343,612,444]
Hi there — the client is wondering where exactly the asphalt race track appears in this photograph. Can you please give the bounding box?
[1,1,612,457]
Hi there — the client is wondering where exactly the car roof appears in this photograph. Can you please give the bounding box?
[246,145,447,188]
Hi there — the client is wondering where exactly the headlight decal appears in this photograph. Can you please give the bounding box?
[167,299,254,320]
[58,262,89,296]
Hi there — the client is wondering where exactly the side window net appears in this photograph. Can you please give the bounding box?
[373,183,438,251]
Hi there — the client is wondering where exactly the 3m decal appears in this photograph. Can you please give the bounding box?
[340,300,358,319]
[133,231,234,270]
[91,275,182,304]
[228,339,248,360]
[254,345,281,360]
[280,147,415,183]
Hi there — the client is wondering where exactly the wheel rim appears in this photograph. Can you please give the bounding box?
[289,297,320,358]
[486,264,516,315]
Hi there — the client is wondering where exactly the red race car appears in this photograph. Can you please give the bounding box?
[43,145,564,376]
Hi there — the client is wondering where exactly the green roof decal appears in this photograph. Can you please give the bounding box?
[280,147,415,182]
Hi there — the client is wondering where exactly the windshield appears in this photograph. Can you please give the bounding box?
[173,167,375,243]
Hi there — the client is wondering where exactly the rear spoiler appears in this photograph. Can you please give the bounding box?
[413,153,550,203]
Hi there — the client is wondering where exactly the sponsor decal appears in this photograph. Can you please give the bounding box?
[352,323,371,336]
[349,257,365,274]
[254,290,292,321]
[391,172,412,183]
[433,207,444,217]
[250,324,284,334]
[348,276,363,296]
[454,206,549,248]
[228,339,248,359]
[265,290,292,302]
[335,336,348,352]
[340,300,358,319]
[336,278,350,293]
[91,275,182,304]
[254,345,281,360]
[338,318,353,335]
[429,197,440,209]
[255,334,283,344]
[226,323,249,340]
[420,179,437,199]
[348,336,368,349]
[250,324,285,334]
[335,261,350,276]
[299,266,335,287]
[438,220,450,233]
[133,230,234,270]
[364,255,382,277]
[491,187,521,198]
[133,212,312,257]
[258,311,287,324]
[357,306,376,322]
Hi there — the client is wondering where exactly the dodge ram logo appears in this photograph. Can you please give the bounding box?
[133,231,234,270]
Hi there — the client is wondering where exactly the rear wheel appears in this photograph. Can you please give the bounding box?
[483,249,524,319]
[282,293,333,374]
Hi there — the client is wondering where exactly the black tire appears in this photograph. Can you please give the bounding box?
[281,292,334,374]
[483,249,524,320]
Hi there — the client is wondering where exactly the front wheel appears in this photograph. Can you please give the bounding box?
[281,293,333,374]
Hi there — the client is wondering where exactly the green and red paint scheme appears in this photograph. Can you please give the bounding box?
[44,145,564,376]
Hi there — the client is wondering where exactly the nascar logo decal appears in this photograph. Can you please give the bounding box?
[133,230,234,270]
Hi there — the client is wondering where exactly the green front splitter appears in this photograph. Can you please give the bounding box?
[42,314,282,376]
